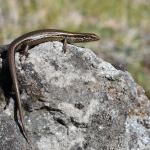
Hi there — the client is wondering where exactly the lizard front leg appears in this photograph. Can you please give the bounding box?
[62,38,67,53]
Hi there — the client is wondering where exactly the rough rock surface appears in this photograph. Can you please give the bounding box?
[0,42,150,150]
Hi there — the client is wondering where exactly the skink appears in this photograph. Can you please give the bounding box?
[8,29,100,143]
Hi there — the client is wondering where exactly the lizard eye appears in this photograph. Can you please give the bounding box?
[82,37,87,41]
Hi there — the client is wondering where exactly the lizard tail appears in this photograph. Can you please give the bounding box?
[18,109,30,144]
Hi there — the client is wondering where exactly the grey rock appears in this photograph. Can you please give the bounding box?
[0,41,150,150]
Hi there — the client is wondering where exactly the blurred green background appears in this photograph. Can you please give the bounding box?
[0,0,150,98]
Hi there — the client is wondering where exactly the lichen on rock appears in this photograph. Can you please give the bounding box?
[0,41,149,150]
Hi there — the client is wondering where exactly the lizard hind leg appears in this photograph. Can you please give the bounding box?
[19,44,29,63]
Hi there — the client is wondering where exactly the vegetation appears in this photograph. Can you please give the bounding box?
[0,0,150,98]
